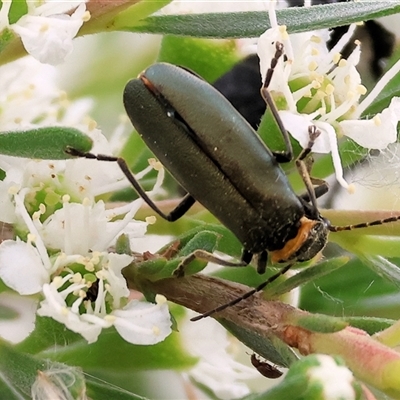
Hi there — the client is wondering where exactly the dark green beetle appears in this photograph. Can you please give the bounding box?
[68,46,400,319]
[123,62,329,272]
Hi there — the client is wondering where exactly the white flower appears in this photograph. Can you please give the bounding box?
[1,1,90,65]
[0,163,171,345]
[308,355,355,400]
[257,1,400,189]
[181,311,259,399]
[37,282,171,344]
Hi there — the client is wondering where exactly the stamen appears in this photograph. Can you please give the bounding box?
[268,0,278,28]
[357,57,400,117]
[62,196,73,255]
[0,0,11,29]
[13,190,52,271]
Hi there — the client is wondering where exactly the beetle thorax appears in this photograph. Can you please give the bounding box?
[270,216,329,263]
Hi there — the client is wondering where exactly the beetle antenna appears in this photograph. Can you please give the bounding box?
[329,215,400,232]
[190,263,293,322]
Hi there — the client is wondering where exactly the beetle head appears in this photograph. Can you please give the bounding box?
[271,217,329,263]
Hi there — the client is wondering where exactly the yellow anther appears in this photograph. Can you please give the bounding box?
[357,85,367,95]
[373,115,382,126]
[310,35,321,43]
[308,61,318,72]
[325,84,335,95]
[332,53,341,64]
[311,48,319,56]
[146,215,157,224]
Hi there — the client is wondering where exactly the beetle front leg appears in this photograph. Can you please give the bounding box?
[65,147,196,221]
[295,126,324,219]
[260,42,293,163]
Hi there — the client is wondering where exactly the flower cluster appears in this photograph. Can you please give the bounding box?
[0,15,171,345]
[257,0,400,189]
[0,0,90,65]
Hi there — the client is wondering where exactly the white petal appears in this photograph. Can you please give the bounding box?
[280,111,331,153]
[0,240,49,294]
[101,253,132,308]
[181,311,257,399]
[279,112,349,189]
[0,181,17,224]
[340,97,400,149]
[37,284,102,343]
[12,4,87,65]
[112,299,172,345]
[0,293,37,343]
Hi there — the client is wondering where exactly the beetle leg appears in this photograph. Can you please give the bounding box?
[65,147,196,221]
[295,126,322,219]
[260,41,293,163]
[173,249,248,278]
[191,263,294,321]
[300,183,329,203]
[256,250,268,274]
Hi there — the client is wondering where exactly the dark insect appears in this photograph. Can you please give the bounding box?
[85,279,99,302]
[251,354,283,379]
[67,42,400,321]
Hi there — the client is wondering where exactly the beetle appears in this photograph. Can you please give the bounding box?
[250,354,283,379]
[67,42,400,321]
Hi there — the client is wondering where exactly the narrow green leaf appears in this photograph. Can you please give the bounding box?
[136,231,219,280]
[8,0,27,24]
[41,327,197,371]
[222,319,298,368]
[86,375,148,400]
[295,314,348,334]
[343,316,394,336]
[0,339,85,399]
[267,257,349,298]
[0,127,93,160]
[15,316,83,354]
[362,49,400,116]
[126,2,400,38]
[113,0,173,30]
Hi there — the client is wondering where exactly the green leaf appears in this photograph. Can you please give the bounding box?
[295,314,348,334]
[136,231,219,281]
[267,257,349,298]
[86,375,148,400]
[7,0,27,24]
[300,256,400,319]
[126,2,400,38]
[362,50,400,116]
[16,316,84,354]
[113,0,173,30]
[343,316,394,336]
[0,339,86,399]
[158,36,240,82]
[39,327,197,372]
[0,127,93,160]
[222,319,298,368]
